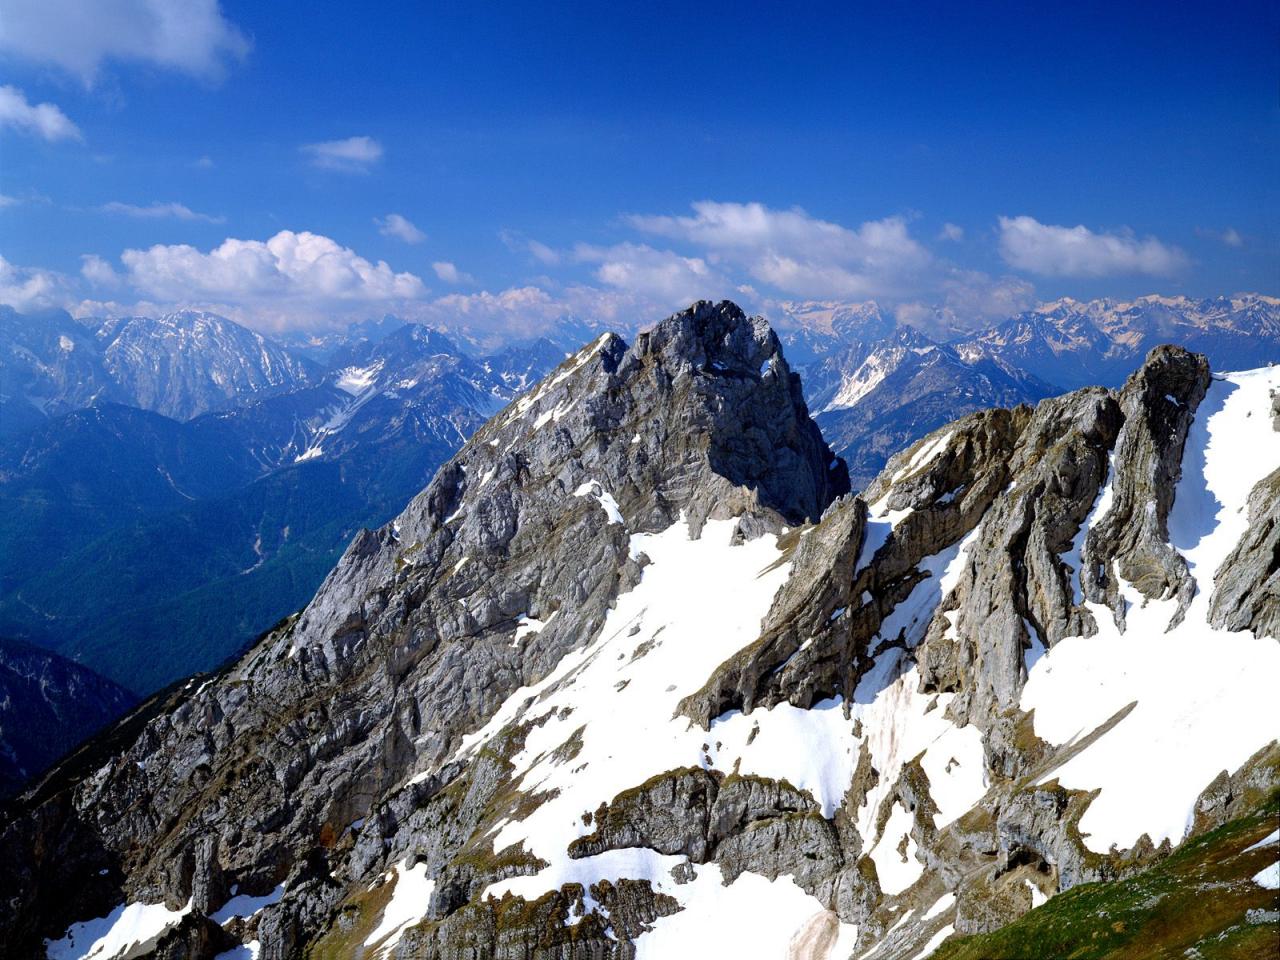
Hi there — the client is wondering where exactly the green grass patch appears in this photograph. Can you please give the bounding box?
[931,794,1280,960]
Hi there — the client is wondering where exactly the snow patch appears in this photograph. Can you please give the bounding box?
[513,611,556,644]
[906,923,954,960]
[574,481,624,526]
[363,860,435,958]
[210,884,284,925]
[213,943,260,960]
[46,899,193,960]
[335,362,381,395]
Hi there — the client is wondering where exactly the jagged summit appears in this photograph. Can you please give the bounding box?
[2,320,1277,960]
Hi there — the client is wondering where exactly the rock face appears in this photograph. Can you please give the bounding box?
[1,304,1277,960]
[1079,345,1209,628]
[1209,466,1280,637]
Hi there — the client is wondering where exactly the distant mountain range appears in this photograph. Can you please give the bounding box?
[0,293,1276,699]
[0,307,317,432]
[779,293,1280,486]
[0,313,570,695]
[0,636,136,800]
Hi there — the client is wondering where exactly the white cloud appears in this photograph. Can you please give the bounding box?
[0,254,70,310]
[80,253,122,288]
[628,201,931,299]
[526,239,561,266]
[301,136,383,173]
[99,200,224,223]
[1221,227,1244,248]
[938,222,964,242]
[432,261,474,284]
[499,229,562,265]
[997,215,1188,278]
[420,283,644,349]
[0,0,249,85]
[117,229,425,325]
[0,85,81,142]
[575,241,727,307]
[193,155,214,169]
[376,213,426,244]
[0,194,19,208]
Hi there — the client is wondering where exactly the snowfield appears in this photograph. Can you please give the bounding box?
[1023,366,1280,852]
[446,510,989,953]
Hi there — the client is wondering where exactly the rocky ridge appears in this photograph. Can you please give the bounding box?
[1,301,1276,960]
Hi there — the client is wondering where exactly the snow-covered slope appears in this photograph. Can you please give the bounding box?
[1021,367,1280,853]
[2,304,1277,960]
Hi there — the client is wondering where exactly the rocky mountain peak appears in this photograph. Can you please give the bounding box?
[291,300,847,679]
[3,313,1277,960]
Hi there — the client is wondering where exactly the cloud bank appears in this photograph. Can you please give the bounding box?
[628,201,932,299]
[998,215,1188,278]
[99,201,224,223]
[74,230,427,328]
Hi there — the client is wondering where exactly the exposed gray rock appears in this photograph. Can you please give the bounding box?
[917,387,1121,726]
[1080,345,1210,629]
[1208,467,1280,638]
[569,768,718,862]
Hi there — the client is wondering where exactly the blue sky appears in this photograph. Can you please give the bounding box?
[1,0,1276,338]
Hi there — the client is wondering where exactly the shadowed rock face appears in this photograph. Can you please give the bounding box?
[1,320,1274,960]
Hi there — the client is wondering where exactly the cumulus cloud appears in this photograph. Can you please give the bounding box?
[99,200,224,223]
[575,242,728,307]
[432,261,474,285]
[80,253,122,288]
[376,213,426,244]
[0,254,71,310]
[998,215,1188,278]
[301,136,383,173]
[116,230,425,326]
[0,85,82,142]
[0,0,249,85]
[628,201,931,299]
[938,222,964,242]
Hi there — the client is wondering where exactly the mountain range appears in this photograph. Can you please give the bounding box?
[1,301,1275,959]
[0,314,568,695]
[0,293,1277,791]
[778,293,1280,487]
